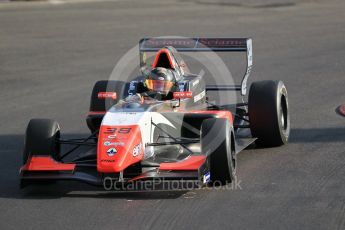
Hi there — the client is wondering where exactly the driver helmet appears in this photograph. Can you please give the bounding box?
[144,67,176,96]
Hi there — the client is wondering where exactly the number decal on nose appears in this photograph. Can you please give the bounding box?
[104,127,132,134]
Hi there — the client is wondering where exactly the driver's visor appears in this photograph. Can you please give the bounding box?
[145,79,174,93]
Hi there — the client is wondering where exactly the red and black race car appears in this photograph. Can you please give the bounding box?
[20,38,290,189]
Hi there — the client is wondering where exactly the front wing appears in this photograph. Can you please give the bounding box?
[19,155,210,190]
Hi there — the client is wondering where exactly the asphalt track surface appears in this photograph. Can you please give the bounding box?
[1,0,345,229]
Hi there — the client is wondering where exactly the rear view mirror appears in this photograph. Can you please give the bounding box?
[173,91,192,99]
[97,92,117,100]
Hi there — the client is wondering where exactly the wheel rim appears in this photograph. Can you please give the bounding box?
[229,139,236,179]
[232,149,236,176]
[53,130,61,161]
[280,106,285,129]
[280,95,288,131]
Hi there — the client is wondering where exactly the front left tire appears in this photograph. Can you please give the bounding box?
[248,80,290,147]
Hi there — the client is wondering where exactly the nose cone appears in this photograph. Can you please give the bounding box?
[97,125,144,173]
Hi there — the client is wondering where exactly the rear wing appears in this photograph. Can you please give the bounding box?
[139,38,253,95]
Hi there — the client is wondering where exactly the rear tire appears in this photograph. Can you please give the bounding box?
[88,80,129,133]
[201,118,236,185]
[248,80,290,147]
[23,119,61,164]
[89,80,128,112]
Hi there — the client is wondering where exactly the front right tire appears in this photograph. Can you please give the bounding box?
[201,118,236,185]
[23,119,61,164]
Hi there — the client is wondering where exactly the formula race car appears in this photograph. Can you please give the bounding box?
[20,38,290,189]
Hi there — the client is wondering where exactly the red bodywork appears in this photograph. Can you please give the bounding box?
[97,125,144,173]
[21,156,76,171]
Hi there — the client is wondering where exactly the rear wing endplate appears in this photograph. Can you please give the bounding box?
[139,38,253,95]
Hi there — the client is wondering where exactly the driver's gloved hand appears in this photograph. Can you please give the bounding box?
[124,93,143,103]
